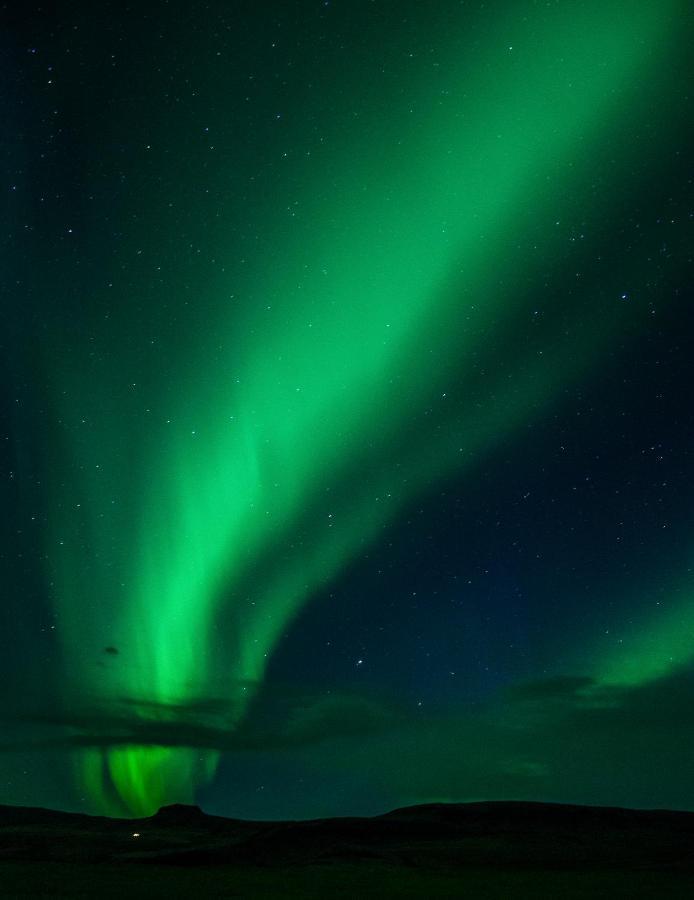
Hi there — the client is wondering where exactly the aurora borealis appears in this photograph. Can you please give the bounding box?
[2,0,693,819]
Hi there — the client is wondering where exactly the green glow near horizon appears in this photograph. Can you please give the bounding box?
[45,3,678,815]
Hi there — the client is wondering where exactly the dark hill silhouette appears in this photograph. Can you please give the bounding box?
[2,800,694,897]
[149,803,231,828]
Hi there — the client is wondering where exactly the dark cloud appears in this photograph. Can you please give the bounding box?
[505,676,598,702]
[3,668,694,811]
[0,683,403,756]
[371,665,694,808]
[284,695,402,744]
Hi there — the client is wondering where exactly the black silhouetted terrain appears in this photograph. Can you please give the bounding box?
[1,800,694,897]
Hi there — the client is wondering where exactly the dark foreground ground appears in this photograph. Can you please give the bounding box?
[1,800,693,898]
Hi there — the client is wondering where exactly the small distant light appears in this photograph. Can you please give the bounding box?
[132,832,140,838]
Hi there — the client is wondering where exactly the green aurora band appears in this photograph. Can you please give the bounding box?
[43,2,683,814]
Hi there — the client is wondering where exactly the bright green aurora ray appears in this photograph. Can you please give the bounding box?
[45,3,680,815]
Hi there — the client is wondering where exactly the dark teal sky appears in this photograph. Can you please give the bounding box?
[2,0,693,818]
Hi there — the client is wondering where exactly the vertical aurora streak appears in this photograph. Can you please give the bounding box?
[14,1,685,814]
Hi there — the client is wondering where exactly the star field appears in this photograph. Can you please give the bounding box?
[1,0,693,818]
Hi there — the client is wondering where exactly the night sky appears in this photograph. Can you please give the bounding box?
[2,0,693,820]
